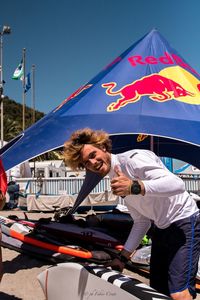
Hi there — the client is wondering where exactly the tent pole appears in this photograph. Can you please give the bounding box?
[150,135,154,152]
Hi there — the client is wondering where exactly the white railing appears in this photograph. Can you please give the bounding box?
[180,177,200,194]
[16,176,111,195]
[15,175,200,196]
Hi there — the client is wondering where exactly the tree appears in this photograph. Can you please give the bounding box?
[2,97,62,160]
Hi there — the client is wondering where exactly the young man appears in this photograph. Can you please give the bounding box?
[64,128,200,300]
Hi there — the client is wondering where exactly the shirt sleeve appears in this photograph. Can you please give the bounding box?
[123,205,151,252]
[143,175,185,197]
[124,218,151,253]
[125,152,185,197]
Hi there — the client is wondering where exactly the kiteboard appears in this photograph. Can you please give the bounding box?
[20,209,132,241]
[37,262,171,300]
[32,221,123,248]
[0,216,92,259]
[1,213,127,248]
[1,231,73,263]
[1,231,112,264]
[0,215,123,260]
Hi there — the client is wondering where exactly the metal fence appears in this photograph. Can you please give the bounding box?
[179,176,200,195]
[15,175,200,196]
[16,176,111,195]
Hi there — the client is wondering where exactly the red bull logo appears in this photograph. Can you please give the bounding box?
[102,66,200,112]
[137,134,148,142]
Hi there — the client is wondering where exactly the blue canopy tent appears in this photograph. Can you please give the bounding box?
[1,29,200,212]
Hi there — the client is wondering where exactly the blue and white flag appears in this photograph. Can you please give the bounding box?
[24,73,31,93]
[12,59,24,80]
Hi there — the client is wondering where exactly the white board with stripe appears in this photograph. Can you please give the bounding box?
[37,262,170,300]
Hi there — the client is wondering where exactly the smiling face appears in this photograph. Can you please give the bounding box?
[80,144,111,176]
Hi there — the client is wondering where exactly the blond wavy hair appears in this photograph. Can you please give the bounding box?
[64,128,112,170]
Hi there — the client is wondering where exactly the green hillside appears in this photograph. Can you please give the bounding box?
[2,97,44,142]
[2,97,63,160]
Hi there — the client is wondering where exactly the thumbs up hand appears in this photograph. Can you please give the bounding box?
[110,166,132,197]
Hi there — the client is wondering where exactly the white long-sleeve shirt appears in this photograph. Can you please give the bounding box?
[109,150,198,253]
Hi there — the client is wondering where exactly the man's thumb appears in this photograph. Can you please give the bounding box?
[114,165,122,176]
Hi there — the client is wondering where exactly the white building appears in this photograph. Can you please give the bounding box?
[7,161,32,181]
[29,160,85,178]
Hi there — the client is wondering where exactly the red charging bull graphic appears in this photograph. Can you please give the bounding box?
[102,66,200,112]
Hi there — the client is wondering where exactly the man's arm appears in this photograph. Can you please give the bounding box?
[111,168,145,197]
[104,218,151,272]
[111,164,185,198]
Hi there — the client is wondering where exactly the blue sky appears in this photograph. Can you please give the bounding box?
[1,0,200,114]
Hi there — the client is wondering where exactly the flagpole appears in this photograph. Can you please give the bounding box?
[0,26,11,148]
[31,64,35,124]
[31,64,36,178]
[22,48,26,131]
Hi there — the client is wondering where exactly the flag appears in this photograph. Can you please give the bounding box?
[161,157,173,172]
[0,158,7,196]
[12,59,24,80]
[24,73,31,93]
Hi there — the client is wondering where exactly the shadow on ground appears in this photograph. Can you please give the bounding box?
[3,252,49,274]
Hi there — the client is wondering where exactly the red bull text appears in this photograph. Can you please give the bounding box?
[128,52,199,76]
